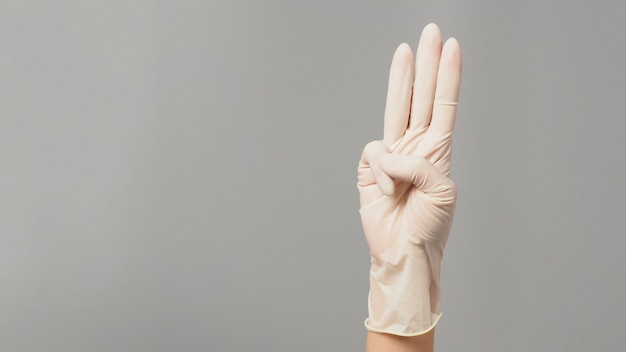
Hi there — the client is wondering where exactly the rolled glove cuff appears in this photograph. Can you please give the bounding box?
[365,313,441,337]
[364,244,442,336]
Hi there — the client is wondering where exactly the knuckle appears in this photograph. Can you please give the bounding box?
[429,177,457,205]
[361,140,386,163]
[439,178,458,205]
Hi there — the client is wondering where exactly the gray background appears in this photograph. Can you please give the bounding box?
[1,1,625,351]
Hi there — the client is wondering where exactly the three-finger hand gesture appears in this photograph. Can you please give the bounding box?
[357,23,462,336]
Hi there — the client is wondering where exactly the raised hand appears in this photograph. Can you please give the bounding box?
[357,23,462,337]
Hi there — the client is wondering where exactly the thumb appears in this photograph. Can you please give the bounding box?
[359,140,396,196]
[379,154,457,202]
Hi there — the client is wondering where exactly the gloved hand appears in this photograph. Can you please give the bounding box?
[357,23,462,336]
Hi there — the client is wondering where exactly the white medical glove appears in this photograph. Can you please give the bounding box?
[357,23,462,336]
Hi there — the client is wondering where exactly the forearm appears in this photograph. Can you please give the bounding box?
[366,330,435,352]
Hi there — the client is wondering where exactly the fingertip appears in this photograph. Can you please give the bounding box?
[372,160,396,196]
[378,177,396,196]
[397,42,411,51]
[445,37,460,47]
[394,43,414,63]
[443,38,462,61]
[422,23,442,40]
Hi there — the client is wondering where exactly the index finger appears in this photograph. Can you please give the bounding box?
[383,43,414,147]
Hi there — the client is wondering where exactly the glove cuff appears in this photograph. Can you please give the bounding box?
[364,312,441,337]
[364,248,442,336]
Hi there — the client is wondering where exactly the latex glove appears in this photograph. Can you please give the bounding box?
[357,23,462,336]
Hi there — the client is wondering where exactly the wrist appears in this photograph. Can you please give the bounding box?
[365,243,442,336]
